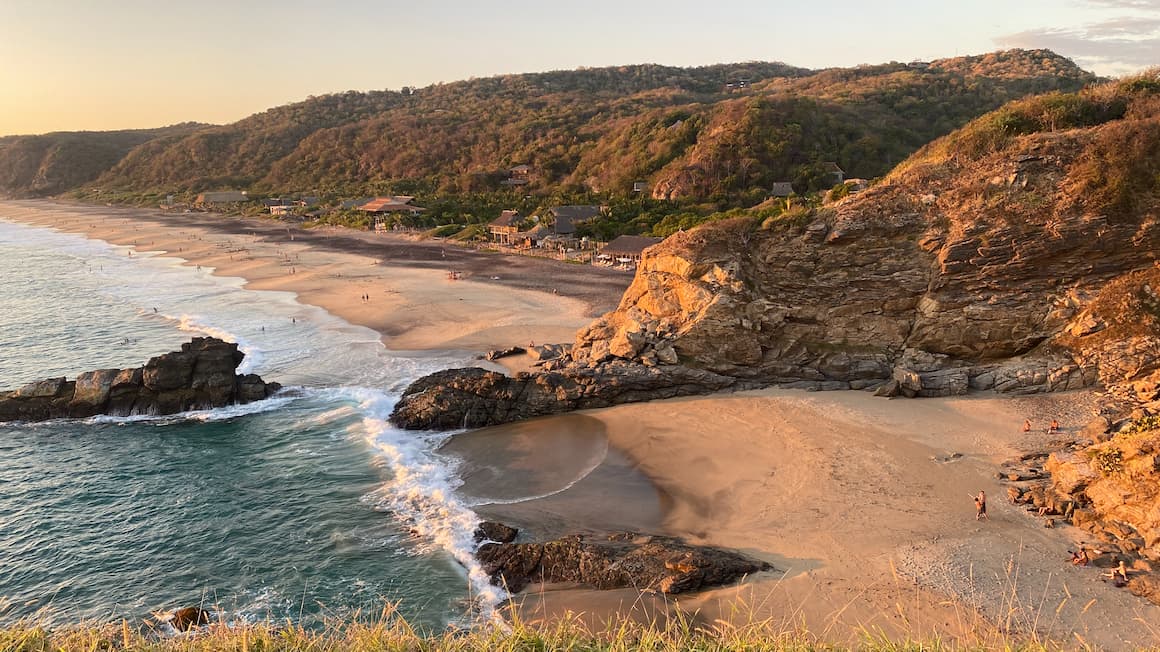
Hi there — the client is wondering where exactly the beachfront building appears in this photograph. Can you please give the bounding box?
[549,205,602,237]
[195,190,251,207]
[596,235,662,269]
[357,196,425,230]
[488,210,522,245]
[518,223,548,249]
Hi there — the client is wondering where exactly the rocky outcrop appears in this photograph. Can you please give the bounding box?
[170,607,212,632]
[0,337,281,422]
[389,363,738,430]
[568,115,1160,402]
[394,87,1160,431]
[476,531,772,594]
[1001,417,1160,605]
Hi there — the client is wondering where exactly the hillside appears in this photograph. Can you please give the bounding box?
[570,71,1160,403]
[39,50,1094,208]
[389,73,1160,598]
[0,124,209,198]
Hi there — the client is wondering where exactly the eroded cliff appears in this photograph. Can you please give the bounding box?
[569,78,1160,404]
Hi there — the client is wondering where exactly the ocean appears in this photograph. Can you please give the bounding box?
[0,215,505,629]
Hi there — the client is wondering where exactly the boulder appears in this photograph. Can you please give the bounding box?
[474,521,519,544]
[171,607,211,631]
[476,531,771,594]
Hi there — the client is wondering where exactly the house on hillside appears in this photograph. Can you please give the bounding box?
[195,191,250,205]
[597,235,663,268]
[549,205,602,236]
[501,164,532,187]
[488,210,522,245]
[769,182,794,197]
[823,162,845,185]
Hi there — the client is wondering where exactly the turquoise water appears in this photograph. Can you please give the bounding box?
[0,215,502,628]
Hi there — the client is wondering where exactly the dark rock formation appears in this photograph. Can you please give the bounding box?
[476,531,772,594]
[390,362,738,430]
[483,346,525,362]
[171,607,212,632]
[474,521,519,544]
[0,337,281,422]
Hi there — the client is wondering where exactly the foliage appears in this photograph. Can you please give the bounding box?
[0,123,208,198]
[1123,414,1160,436]
[1090,446,1125,476]
[904,70,1160,169]
[1061,115,1160,218]
[4,51,1095,217]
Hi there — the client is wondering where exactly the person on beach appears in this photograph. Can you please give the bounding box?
[973,490,988,520]
[1104,559,1129,583]
[1022,419,1032,432]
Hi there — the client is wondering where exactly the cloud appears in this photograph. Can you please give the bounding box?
[1079,0,1160,9]
[996,12,1160,75]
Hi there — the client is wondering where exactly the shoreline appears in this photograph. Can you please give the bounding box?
[0,199,628,357]
[4,199,1159,648]
[499,389,1160,648]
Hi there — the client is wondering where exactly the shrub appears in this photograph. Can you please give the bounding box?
[1090,447,1124,476]
[1123,414,1160,436]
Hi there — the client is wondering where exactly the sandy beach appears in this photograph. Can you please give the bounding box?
[4,199,1159,649]
[0,199,628,358]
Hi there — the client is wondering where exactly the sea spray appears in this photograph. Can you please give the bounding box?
[350,388,507,621]
[0,214,485,627]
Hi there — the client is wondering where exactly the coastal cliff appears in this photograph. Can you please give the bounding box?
[391,75,1160,430]
[0,337,281,422]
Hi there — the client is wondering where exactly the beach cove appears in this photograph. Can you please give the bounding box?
[3,199,1159,650]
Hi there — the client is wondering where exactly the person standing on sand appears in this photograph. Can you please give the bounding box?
[973,490,988,520]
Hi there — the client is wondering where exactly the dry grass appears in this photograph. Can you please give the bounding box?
[0,612,1068,652]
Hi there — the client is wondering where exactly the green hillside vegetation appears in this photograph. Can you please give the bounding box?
[888,69,1160,221]
[0,124,208,198]
[4,50,1101,240]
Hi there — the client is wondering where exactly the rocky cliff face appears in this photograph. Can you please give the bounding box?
[570,107,1160,403]
[391,77,1160,430]
[0,337,281,422]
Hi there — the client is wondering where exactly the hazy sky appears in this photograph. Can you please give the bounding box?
[1,0,1156,136]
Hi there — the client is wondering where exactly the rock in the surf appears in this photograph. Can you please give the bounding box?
[171,606,212,631]
[0,337,281,422]
[476,530,772,594]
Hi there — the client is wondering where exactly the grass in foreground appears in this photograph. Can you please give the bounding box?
[0,608,1079,652]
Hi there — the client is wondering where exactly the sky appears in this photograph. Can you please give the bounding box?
[0,0,1156,136]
